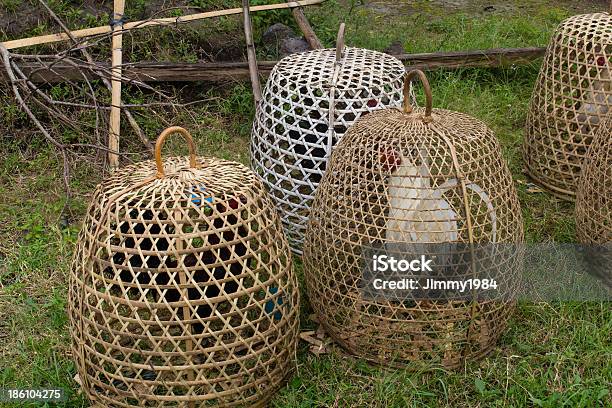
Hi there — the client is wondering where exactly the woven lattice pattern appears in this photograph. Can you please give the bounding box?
[576,115,612,244]
[251,46,407,254]
[303,72,524,368]
[69,129,299,407]
[523,12,612,199]
[576,116,611,287]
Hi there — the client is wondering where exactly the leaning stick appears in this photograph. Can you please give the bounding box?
[108,0,125,169]
[243,0,262,104]
[291,7,322,49]
[1,0,326,50]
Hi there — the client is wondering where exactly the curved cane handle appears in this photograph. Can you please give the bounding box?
[403,69,433,123]
[335,23,346,62]
[154,126,198,178]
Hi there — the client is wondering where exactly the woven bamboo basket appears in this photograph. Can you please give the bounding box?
[523,12,611,200]
[303,71,524,368]
[251,24,409,254]
[69,127,300,407]
[576,115,611,286]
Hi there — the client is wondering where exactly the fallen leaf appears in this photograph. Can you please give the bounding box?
[300,330,330,355]
[310,343,329,356]
[299,331,321,346]
[526,183,544,193]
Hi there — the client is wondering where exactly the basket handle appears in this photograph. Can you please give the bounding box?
[335,23,346,62]
[155,126,198,178]
[403,69,433,123]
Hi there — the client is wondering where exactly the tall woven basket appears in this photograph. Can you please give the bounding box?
[251,24,408,254]
[576,115,611,286]
[523,12,611,200]
[303,71,524,368]
[69,127,300,407]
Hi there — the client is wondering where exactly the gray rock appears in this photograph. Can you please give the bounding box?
[263,23,310,57]
[280,37,310,57]
[263,23,297,45]
[384,40,406,55]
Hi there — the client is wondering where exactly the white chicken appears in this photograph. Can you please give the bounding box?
[382,147,497,244]
[576,55,611,127]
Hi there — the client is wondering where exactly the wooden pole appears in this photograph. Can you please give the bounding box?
[291,7,323,49]
[243,0,262,104]
[108,0,125,169]
[2,47,548,84]
[1,0,326,50]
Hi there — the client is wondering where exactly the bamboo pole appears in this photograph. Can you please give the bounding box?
[108,0,125,169]
[1,0,326,50]
[291,7,323,49]
[243,0,262,104]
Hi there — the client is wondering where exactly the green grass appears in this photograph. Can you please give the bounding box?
[0,0,610,407]
[275,301,611,407]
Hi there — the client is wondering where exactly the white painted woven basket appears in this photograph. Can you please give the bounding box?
[251,25,409,254]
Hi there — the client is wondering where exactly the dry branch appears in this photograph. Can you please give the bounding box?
[36,0,153,157]
[1,44,71,195]
[0,5,202,198]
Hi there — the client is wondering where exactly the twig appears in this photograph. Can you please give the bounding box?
[0,43,71,196]
[37,1,99,150]
[12,5,165,148]
[10,59,90,129]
